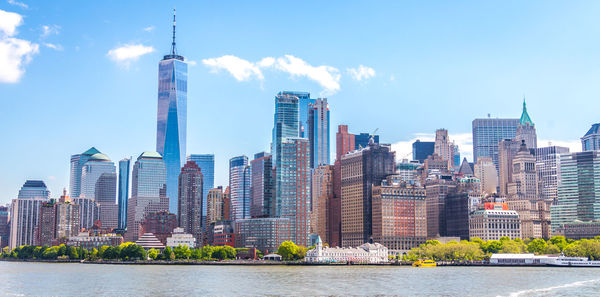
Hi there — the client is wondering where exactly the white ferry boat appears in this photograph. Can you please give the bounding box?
[546,256,600,267]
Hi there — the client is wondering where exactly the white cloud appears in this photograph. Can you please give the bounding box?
[143,26,155,32]
[392,132,473,162]
[107,44,154,67]
[202,54,341,95]
[0,9,39,83]
[202,55,266,81]
[187,60,197,66]
[347,65,376,81]
[7,0,28,9]
[43,42,62,51]
[41,24,60,38]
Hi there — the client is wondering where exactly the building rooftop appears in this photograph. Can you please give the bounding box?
[22,180,47,188]
[89,153,111,162]
[138,151,163,160]
[519,98,534,126]
[584,123,600,137]
[82,147,101,156]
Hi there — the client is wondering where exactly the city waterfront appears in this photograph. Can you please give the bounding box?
[0,262,599,296]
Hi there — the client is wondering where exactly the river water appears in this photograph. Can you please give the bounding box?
[0,262,599,296]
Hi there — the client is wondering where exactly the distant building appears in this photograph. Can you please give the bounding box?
[117,158,131,230]
[140,210,178,245]
[178,160,203,245]
[355,133,379,150]
[469,205,521,241]
[474,157,498,195]
[372,176,427,252]
[18,180,51,199]
[535,146,570,203]
[445,180,473,240]
[166,227,196,248]
[330,125,355,247]
[9,180,50,248]
[581,123,600,151]
[187,154,215,218]
[0,206,8,248]
[206,187,226,227]
[458,158,474,177]
[250,152,273,218]
[136,233,165,250]
[69,147,102,198]
[556,222,600,240]
[305,237,388,263]
[208,220,235,247]
[311,165,334,244]
[72,196,99,230]
[514,99,537,149]
[308,98,330,168]
[472,117,519,170]
[67,232,123,250]
[422,153,451,182]
[229,156,251,220]
[425,176,456,238]
[434,129,454,168]
[36,191,80,246]
[396,160,420,186]
[126,152,168,242]
[235,218,292,253]
[412,140,435,163]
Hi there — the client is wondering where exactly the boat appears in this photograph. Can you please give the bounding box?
[412,259,437,267]
[546,256,600,267]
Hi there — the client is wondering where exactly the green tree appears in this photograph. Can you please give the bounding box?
[88,248,99,261]
[527,239,547,255]
[98,245,110,259]
[549,236,568,251]
[499,240,527,254]
[162,246,175,261]
[481,241,502,254]
[57,244,67,257]
[544,244,561,255]
[173,245,192,259]
[190,248,202,260]
[148,248,159,260]
[41,246,59,259]
[68,246,79,260]
[277,241,299,261]
[200,245,215,260]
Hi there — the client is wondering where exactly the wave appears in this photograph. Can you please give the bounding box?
[499,278,600,297]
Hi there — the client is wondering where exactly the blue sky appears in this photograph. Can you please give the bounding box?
[0,0,598,203]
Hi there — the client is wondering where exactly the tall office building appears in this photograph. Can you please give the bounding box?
[581,123,600,151]
[474,157,498,195]
[126,152,169,242]
[498,139,521,196]
[372,176,427,251]
[80,152,115,200]
[206,187,226,227]
[250,152,273,218]
[156,11,188,214]
[72,196,99,230]
[355,133,379,150]
[117,158,131,230]
[452,143,461,170]
[229,156,251,220]
[535,146,570,203]
[434,129,453,167]
[412,140,435,163]
[69,147,101,198]
[472,117,519,169]
[425,176,456,238]
[515,99,537,149]
[178,161,203,245]
[341,141,396,247]
[551,151,600,233]
[311,165,334,244]
[187,154,215,217]
[272,92,300,163]
[291,91,315,139]
[36,191,80,246]
[330,125,355,247]
[9,180,50,249]
[308,98,330,168]
[0,206,8,248]
[95,172,118,230]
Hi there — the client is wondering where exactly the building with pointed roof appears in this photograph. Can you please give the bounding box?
[581,123,600,151]
[458,158,474,176]
[136,233,165,250]
[515,98,537,149]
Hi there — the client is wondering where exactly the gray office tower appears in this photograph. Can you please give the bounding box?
[472,117,519,170]
[187,154,215,217]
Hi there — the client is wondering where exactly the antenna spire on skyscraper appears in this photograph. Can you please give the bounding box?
[171,8,177,56]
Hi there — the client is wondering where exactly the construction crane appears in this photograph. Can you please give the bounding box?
[368,128,379,145]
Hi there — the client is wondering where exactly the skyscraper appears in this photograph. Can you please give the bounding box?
[581,123,600,151]
[17,180,50,199]
[206,186,226,227]
[311,165,334,244]
[126,152,169,242]
[331,125,355,247]
[412,140,435,163]
[69,147,101,198]
[156,10,188,214]
[187,154,215,217]
[474,157,498,195]
[272,92,300,163]
[250,152,273,218]
[36,191,80,246]
[178,160,203,245]
[117,158,131,230]
[308,98,330,168]
[96,172,118,230]
[0,206,8,248]
[498,139,521,196]
[434,129,453,167]
[472,117,519,169]
[229,156,251,220]
[535,146,570,203]
[515,98,537,149]
[9,180,50,249]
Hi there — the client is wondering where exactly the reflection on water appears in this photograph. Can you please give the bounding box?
[0,262,598,296]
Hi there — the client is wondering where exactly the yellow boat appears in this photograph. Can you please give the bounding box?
[412,259,437,267]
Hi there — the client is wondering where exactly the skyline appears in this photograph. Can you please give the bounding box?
[1,1,598,203]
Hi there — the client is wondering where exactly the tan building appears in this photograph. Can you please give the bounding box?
[311,165,334,244]
[434,129,454,168]
[469,205,521,241]
[498,139,520,196]
[206,187,226,226]
[474,157,498,195]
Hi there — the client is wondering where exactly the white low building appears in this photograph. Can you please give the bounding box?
[305,236,388,263]
[490,253,554,265]
[166,227,196,248]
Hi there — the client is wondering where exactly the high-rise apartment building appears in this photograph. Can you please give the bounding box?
[156,12,188,214]
[515,99,537,149]
[36,191,80,246]
[412,140,435,163]
[178,161,203,245]
[206,187,226,227]
[434,129,454,168]
[187,154,214,217]
[229,156,251,220]
[72,196,99,230]
[581,123,600,151]
[372,176,427,251]
[117,158,130,230]
[535,146,570,203]
[250,152,273,218]
[308,98,330,168]
[472,117,519,169]
[336,125,355,160]
[9,180,50,249]
[498,139,521,196]
[425,176,456,238]
[341,141,396,247]
[126,152,169,242]
[272,92,300,163]
[311,165,334,244]
[330,125,355,247]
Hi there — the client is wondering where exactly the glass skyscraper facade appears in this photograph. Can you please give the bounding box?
[472,118,519,170]
[187,154,215,217]
[272,92,300,163]
[156,14,188,214]
[412,140,434,163]
[229,155,251,220]
[308,98,330,168]
[581,123,600,151]
[69,147,101,198]
[118,158,131,230]
[17,180,50,199]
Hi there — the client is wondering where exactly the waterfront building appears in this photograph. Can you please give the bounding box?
[36,191,80,246]
[474,157,498,195]
[235,218,292,253]
[371,176,427,252]
[551,151,600,233]
[117,158,131,230]
[581,123,600,151]
[72,196,99,230]
[206,187,226,227]
[330,125,355,247]
[355,133,379,150]
[229,156,251,220]
[308,98,330,168]
[472,117,519,169]
[425,176,456,238]
[514,99,537,149]
[534,146,570,202]
[311,165,334,244]
[156,12,188,214]
[126,152,169,242]
[178,160,203,245]
[0,206,8,248]
[166,227,196,248]
[67,232,123,250]
[136,233,165,250]
[341,140,396,247]
[556,222,600,240]
[469,204,521,241]
[208,220,235,247]
[498,139,521,196]
[9,180,50,248]
[140,210,178,245]
[187,154,214,218]
[413,140,435,163]
[250,152,273,218]
[396,160,420,186]
[69,147,101,198]
[434,129,454,168]
[305,236,388,263]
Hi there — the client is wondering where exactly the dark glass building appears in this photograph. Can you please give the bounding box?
[412,140,435,163]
